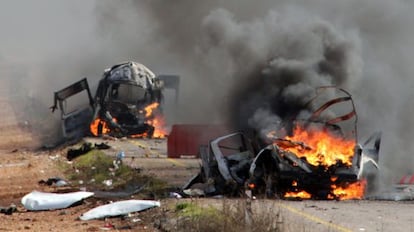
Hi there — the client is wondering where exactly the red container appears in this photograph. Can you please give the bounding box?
[167,124,231,158]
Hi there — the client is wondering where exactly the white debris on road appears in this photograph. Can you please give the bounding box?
[21,191,94,211]
[79,199,160,220]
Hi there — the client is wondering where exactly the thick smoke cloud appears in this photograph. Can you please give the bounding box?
[92,0,414,185]
[198,8,361,137]
[2,0,414,185]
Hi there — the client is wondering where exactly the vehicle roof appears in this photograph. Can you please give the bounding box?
[104,61,156,89]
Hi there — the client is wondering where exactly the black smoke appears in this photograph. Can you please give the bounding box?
[2,0,414,185]
[92,1,414,185]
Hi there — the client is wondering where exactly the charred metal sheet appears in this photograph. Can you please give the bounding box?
[183,132,257,196]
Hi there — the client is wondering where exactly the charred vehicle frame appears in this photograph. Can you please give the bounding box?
[184,87,381,199]
[51,61,179,142]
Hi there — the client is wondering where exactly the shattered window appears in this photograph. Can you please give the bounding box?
[62,90,92,115]
[110,84,146,105]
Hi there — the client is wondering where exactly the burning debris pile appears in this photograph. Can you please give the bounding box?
[51,61,177,142]
[184,87,381,200]
[259,122,367,200]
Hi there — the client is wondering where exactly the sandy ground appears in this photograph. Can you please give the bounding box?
[0,95,176,231]
[0,139,199,232]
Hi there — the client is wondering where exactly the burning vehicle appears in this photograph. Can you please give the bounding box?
[51,61,179,141]
[184,87,381,200]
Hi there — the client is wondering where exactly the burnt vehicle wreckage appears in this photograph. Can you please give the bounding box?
[184,87,381,200]
[51,61,179,142]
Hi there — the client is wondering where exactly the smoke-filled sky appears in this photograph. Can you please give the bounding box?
[1,0,414,182]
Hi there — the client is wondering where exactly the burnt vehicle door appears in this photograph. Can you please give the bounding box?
[248,87,381,199]
[50,78,94,141]
[183,132,257,196]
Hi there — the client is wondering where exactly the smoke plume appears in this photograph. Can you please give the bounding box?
[93,0,414,185]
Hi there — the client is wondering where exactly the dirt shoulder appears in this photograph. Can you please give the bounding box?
[0,138,200,232]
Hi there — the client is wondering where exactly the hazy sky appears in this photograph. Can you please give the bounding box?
[0,1,96,62]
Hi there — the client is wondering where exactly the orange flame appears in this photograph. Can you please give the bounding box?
[90,118,116,136]
[272,124,364,200]
[279,125,355,166]
[144,102,160,117]
[147,116,167,138]
[90,102,168,138]
[130,103,168,138]
[284,191,311,199]
[143,102,167,138]
[332,180,366,200]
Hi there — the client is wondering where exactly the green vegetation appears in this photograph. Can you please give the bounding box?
[175,202,221,219]
[171,200,286,232]
[60,148,168,197]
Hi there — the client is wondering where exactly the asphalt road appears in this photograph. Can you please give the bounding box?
[273,199,414,232]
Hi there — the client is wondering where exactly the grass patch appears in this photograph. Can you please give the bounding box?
[174,201,224,232]
[60,148,169,197]
[165,199,289,232]
[175,202,220,219]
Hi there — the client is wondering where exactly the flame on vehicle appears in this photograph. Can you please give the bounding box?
[272,124,365,200]
[144,102,159,117]
[284,191,312,199]
[281,124,355,167]
[131,102,167,138]
[90,102,167,138]
[330,180,366,200]
[143,102,168,138]
[147,117,167,138]
[90,117,117,136]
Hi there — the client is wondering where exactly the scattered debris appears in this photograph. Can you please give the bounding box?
[169,192,183,199]
[0,162,29,168]
[21,190,94,211]
[112,151,125,170]
[95,142,111,150]
[67,142,111,161]
[116,151,125,162]
[0,204,17,215]
[79,199,160,220]
[67,143,93,161]
[38,177,69,187]
[102,179,113,187]
[183,188,205,197]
